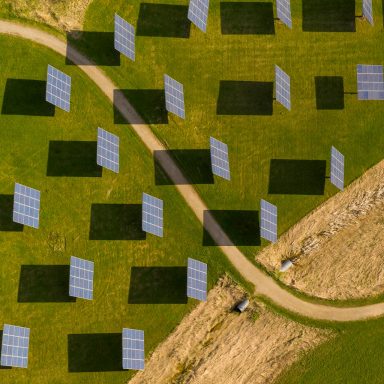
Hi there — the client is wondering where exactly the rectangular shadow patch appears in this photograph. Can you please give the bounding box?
[315,76,344,110]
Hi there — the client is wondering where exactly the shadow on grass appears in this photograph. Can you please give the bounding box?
[217,81,273,115]
[315,76,344,110]
[0,195,23,232]
[1,79,55,116]
[268,159,326,195]
[220,2,275,35]
[18,265,75,303]
[128,267,187,304]
[46,141,102,177]
[137,3,191,38]
[66,31,120,66]
[0,331,12,369]
[203,210,261,246]
[114,89,168,124]
[302,0,356,32]
[154,150,214,185]
[68,333,122,372]
[89,204,146,240]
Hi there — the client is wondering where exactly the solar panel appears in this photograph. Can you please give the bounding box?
[142,193,163,237]
[122,328,144,370]
[187,257,207,301]
[330,146,344,191]
[275,65,291,111]
[276,0,292,29]
[114,14,135,61]
[210,137,230,180]
[69,256,94,300]
[357,64,384,100]
[13,183,40,229]
[164,74,185,119]
[188,0,209,32]
[260,199,278,243]
[97,127,119,173]
[363,0,374,25]
[46,65,71,112]
[1,324,30,368]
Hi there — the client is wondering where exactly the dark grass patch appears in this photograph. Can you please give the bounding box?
[0,195,23,232]
[315,76,345,110]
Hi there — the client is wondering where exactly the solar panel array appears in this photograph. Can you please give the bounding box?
[188,0,209,33]
[13,183,40,229]
[357,64,384,100]
[97,127,119,173]
[275,65,291,110]
[164,74,185,119]
[69,256,94,300]
[330,146,344,191]
[187,258,207,301]
[260,199,278,243]
[210,137,230,180]
[142,193,163,237]
[114,14,135,61]
[122,328,145,370]
[1,324,30,368]
[276,0,292,29]
[363,0,374,25]
[46,65,71,112]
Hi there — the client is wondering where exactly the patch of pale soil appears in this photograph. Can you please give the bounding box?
[129,276,331,384]
[258,160,384,300]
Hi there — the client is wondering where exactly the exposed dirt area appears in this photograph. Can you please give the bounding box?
[129,276,331,384]
[258,160,384,300]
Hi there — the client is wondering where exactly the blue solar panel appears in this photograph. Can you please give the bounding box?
[97,127,119,173]
[363,0,374,25]
[69,256,94,300]
[1,324,30,368]
[164,74,185,119]
[330,146,344,191]
[275,65,291,111]
[142,193,163,237]
[46,65,71,112]
[276,0,292,29]
[210,137,230,180]
[357,64,384,100]
[122,328,145,370]
[13,183,40,229]
[188,0,209,32]
[187,258,207,301]
[114,14,135,61]
[260,199,278,243]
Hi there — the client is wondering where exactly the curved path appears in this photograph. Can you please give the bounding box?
[2,20,384,322]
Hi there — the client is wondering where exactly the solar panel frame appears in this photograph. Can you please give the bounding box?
[164,74,185,119]
[357,64,384,100]
[187,257,207,301]
[210,137,230,180]
[97,127,119,173]
[46,65,71,112]
[142,193,163,237]
[330,146,344,191]
[13,183,40,229]
[260,199,278,243]
[363,0,374,25]
[122,328,145,370]
[188,0,209,32]
[276,0,292,29]
[275,65,291,111]
[1,324,30,368]
[69,256,94,300]
[114,14,135,61]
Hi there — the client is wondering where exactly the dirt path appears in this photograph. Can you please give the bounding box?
[2,19,384,321]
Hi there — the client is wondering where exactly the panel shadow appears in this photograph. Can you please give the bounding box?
[2,79,55,116]
[315,76,344,110]
[154,150,214,185]
[220,2,275,35]
[268,159,326,195]
[128,266,187,304]
[203,210,261,246]
[66,31,120,66]
[46,141,102,177]
[217,81,273,115]
[302,0,356,32]
[0,331,12,369]
[137,3,191,38]
[0,195,23,232]
[89,204,146,240]
[114,89,168,124]
[18,265,75,303]
[68,333,122,372]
